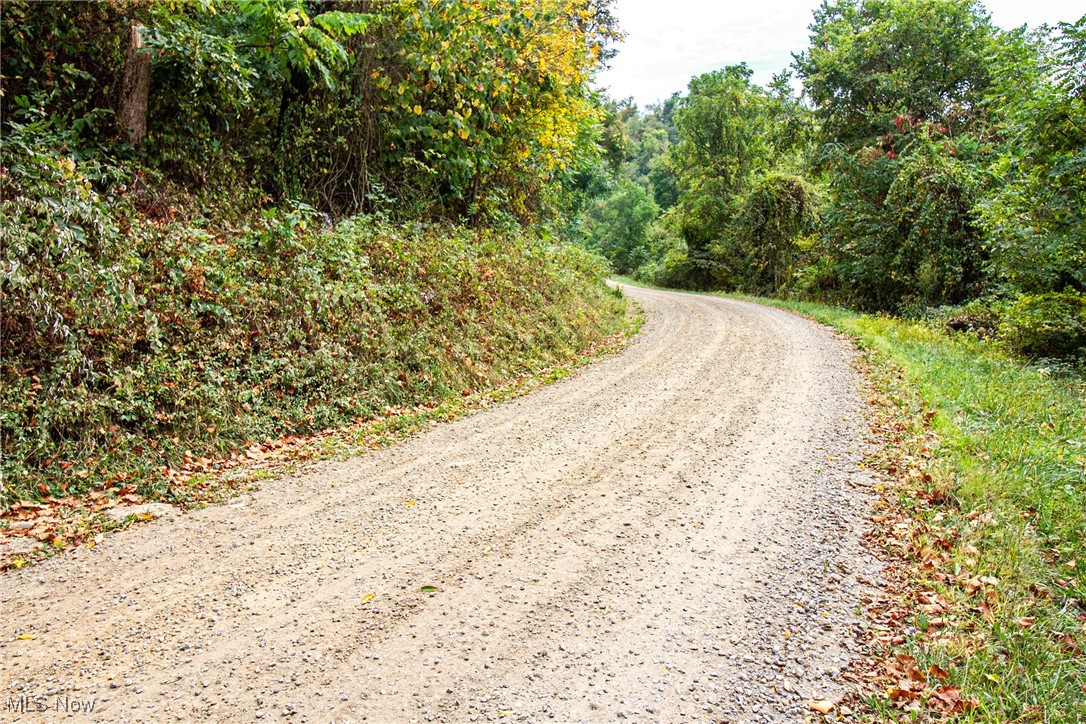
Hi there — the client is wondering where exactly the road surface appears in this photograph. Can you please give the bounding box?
[2,285,878,723]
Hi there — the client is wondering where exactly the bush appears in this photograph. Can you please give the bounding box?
[825,126,989,312]
[999,290,1086,359]
[0,143,627,508]
[728,172,818,295]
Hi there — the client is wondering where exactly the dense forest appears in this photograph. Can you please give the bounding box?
[585,1,1085,362]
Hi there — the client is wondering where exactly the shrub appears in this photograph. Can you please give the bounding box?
[729,172,819,295]
[0,142,626,508]
[999,290,1086,360]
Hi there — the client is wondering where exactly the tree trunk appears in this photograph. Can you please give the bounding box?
[118,21,150,145]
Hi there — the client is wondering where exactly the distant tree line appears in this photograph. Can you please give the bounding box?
[583,0,1085,361]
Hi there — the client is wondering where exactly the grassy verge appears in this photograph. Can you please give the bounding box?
[727,294,1085,721]
[2,212,630,509]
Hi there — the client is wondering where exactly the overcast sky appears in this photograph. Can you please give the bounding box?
[595,1,1086,107]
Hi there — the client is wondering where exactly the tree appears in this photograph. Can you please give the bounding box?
[980,16,1086,357]
[583,178,659,275]
[731,173,819,294]
[981,17,1086,297]
[795,0,996,147]
[669,65,771,252]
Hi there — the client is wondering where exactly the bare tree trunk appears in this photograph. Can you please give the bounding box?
[118,21,150,145]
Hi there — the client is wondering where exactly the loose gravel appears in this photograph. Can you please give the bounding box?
[1,285,881,722]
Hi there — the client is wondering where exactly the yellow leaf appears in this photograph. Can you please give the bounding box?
[16,634,35,640]
[458,128,470,140]
[361,593,375,604]
[405,499,416,507]
[413,105,423,115]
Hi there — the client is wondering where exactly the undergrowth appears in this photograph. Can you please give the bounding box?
[1,143,629,509]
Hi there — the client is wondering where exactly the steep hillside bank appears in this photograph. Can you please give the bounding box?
[1,148,629,509]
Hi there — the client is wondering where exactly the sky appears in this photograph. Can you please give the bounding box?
[595,0,1086,107]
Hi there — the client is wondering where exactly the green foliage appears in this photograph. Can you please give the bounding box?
[795,0,996,147]
[979,18,1086,359]
[670,65,771,251]
[825,124,988,310]
[727,173,819,294]
[580,67,818,292]
[1,0,618,222]
[150,0,369,92]
[0,0,629,507]
[576,1,1083,369]
[361,0,613,221]
[999,291,1086,360]
[0,1,130,151]
[583,178,659,275]
[0,144,626,506]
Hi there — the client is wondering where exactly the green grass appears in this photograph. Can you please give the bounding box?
[724,294,1086,722]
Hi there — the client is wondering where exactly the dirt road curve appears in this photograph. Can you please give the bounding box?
[2,286,879,723]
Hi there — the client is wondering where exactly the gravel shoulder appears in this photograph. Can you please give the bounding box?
[2,285,881,723]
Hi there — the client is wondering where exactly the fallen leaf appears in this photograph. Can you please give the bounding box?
[361,593,375,604]
[928,664,950,679]
[932,686,961,703]
[888,681,920,701]
[420,585,439,593]
[807,699,835,714]
[405,499,416,507]
[906,666,927,683]
[955,697,979,713]
[1016,617,1036,628]
[16,634,34,640]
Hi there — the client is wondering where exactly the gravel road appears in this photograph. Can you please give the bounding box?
[2,286,880,723]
